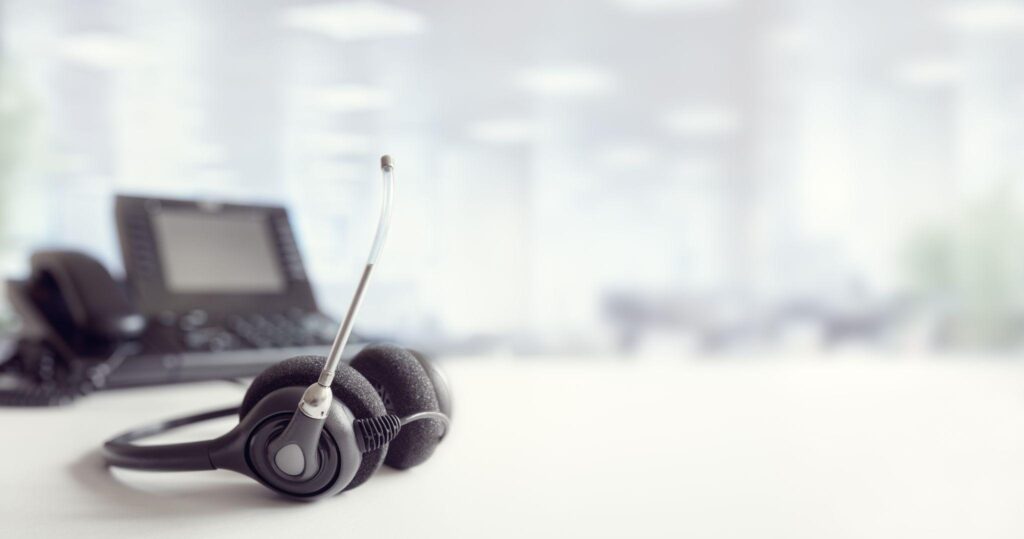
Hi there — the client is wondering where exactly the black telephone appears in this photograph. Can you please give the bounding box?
[1,195,347,406]
[0,251,148,405]
[25,251,146,352]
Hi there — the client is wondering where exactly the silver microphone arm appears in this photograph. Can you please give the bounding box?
[299,154,395,418]
[316,155,394,388]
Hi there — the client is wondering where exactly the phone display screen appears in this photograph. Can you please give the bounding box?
[153,210,286,294]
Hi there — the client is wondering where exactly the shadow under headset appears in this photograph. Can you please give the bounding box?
[102,156,452,500]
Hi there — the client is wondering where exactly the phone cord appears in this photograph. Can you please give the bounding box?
[0,342,132,407]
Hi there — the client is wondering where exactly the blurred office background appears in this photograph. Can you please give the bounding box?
[1,0,1024,357]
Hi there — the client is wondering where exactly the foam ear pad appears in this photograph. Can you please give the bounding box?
[240,355,387,491]
[350,345,444,469]
[409,349,452,420]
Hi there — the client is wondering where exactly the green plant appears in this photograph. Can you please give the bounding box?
[0,59,41,246]
[904,183,1024,348]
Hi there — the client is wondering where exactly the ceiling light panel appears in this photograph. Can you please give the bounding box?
[516,66,614,98]
[285,1,425,40]
[664,106,738,136]
[303,84,391,112]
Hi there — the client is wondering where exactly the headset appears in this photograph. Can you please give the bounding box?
[102,155,452,500]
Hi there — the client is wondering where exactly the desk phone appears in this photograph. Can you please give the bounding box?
[1,195,355,403]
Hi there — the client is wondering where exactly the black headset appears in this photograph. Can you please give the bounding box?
[102,156,452,500]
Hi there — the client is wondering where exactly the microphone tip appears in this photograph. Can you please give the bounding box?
[380,154,394,170]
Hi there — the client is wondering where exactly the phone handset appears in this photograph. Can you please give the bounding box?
[0,251,146,406]
[27,250,146,347]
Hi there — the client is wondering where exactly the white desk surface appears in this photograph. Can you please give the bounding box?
[2,355,1024,538]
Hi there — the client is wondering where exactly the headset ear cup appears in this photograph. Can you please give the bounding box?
[240,355,388,491]
[408,349,452,420]
[350,345,445,469]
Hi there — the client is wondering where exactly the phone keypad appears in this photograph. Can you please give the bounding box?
[173,310,336,352]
